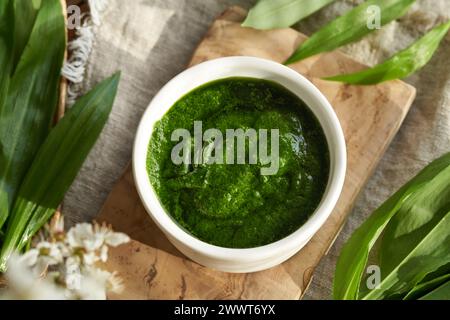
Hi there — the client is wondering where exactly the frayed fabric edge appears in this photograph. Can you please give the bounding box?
[61,0,110,107]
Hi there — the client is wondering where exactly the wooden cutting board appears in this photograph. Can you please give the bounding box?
[98,6,416,300]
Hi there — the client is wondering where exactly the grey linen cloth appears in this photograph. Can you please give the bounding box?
[63,0,450,299]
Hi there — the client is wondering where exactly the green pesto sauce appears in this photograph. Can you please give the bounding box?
[147,77,329,248]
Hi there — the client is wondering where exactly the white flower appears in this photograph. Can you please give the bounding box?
[94,223,130,247]
[36,241,64,264]
[21,248,51,277]
[82,251,99,266]
[26,241,65,275]
[66,223,129,254]
[67,223,103,251]
[21,249,39,267]
[64,256,82,291]
[106,271,124,294]
[49,214,65,234]
[1,219,130,300]
[2,254,66,300]
[93,224,129,264]
[100,245,108,263]
[74,268,110,300]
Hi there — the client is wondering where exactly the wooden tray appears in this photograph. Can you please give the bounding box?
[99,6,416,300]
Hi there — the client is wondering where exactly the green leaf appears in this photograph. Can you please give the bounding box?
[242,0,336,30]
[419,280,450,300]
[0,0,15,158]
[325,20,450,84]
[0,0,43,79]
[333,152,450,300]
[0,72,120,272]
[379,163,450,280]
[404,273,450,300]
[285,0,416,64]
[0,0,9,22]
[0,0,42,108]
[0,0,14,78]
[362,211,450,299]
[0,0,65,228]
[12,0,42,70]
[0,0,15,248]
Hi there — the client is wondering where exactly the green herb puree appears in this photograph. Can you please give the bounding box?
[147,77,329,248]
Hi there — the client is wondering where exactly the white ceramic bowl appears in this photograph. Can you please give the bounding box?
[133,56,346,273]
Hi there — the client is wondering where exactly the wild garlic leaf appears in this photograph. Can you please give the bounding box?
[242,0,336,30]
[419,281,450,300]
[404,273,450,300]
[333,152,450,300]
[0,1,13,225]
[379,160,450,280]
[0,73,120,271]
[285,0,416,64]
[12,0,42,70]
[362,211,450,300]
[0,0,65,228]
[0,0,14,128]
[0,0,13,78]
[325,20,450,84]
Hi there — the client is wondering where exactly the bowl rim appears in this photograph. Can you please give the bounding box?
[133,56,346,262]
